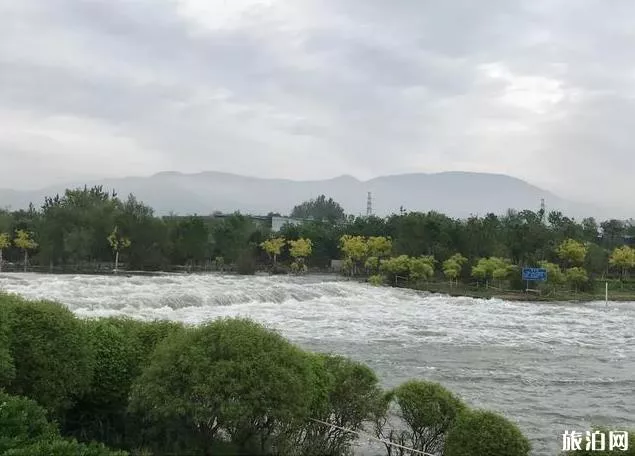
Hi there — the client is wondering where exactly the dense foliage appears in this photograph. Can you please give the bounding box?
[1,293,583,455]
[2,187,634,284]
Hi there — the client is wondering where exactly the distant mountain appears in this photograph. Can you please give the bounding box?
[0,171,625,220]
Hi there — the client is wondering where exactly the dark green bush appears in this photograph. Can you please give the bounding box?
[293,354,384,456]
[375,380,466,455]
[129,318,317,455]
[3,438,128,456]
[3,295,94,417]
[444,409,531,456]
[0,391,58,453]
[64,318,183,448]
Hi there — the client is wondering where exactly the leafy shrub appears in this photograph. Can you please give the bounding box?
[375,380,466,455]
[3,438,128,456]
[0,391,58,453]
[444,410,531,456]
[3,295,94,417]
[129,318,317,454]
[295,354,383,456]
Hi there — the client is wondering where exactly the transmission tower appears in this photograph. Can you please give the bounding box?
[366,192,373,217]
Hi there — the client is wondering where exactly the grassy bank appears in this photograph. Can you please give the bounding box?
[387,279,635,303]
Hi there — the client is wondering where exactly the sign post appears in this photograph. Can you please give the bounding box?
[522,267,548,293]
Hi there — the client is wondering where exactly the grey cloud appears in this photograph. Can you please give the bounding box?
[1,0,635,212]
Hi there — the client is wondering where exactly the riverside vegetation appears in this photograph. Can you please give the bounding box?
[2,186,635,300]
[1,292,533,456]
[1,293,632,456]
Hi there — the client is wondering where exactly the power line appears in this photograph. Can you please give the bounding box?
[309,418,436,456]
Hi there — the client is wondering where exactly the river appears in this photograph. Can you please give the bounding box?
[1,272,633,455]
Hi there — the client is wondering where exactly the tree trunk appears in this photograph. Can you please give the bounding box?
[0,249,3,273]
[23,250,28,273]
[114,250,119,273]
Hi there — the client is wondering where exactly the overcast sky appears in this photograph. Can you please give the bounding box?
[1,0,634,207]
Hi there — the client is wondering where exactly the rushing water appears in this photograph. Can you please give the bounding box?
[1,272,634,455]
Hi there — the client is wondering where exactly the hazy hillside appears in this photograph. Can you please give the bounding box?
[0,171,623,220]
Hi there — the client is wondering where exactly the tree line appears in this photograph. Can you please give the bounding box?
[1,186,634,289]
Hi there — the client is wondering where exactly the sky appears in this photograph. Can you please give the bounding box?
[1,0,634,207]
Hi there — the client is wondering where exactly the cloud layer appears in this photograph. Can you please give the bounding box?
[1,0,633,209]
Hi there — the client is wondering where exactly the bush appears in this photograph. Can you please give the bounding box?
[3,438,128,456]
[295,354,383,456]
[0,391,58,453]
[129,318,318,454]
[375,380,466,455]
[368,274,384,286]
[3,295,94,417]
[444,410,531,456]
[0,299,15,388]
[64,318,183,447]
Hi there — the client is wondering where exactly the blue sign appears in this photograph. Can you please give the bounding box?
[522,268,547,281]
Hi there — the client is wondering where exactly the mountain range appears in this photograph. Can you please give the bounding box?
[0,171,627,220]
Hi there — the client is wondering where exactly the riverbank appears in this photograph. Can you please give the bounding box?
[393,279,635,303]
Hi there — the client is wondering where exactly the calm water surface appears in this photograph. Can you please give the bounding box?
[1,272,633,455]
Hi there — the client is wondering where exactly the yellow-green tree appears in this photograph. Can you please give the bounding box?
[566,267,588,293]
[408,256,435,281]
[471,257,512,289]
[260,237,286,265]
[538,260,566,290]
[364,236,392,275]
[443,254,467,286]
[557,239,587,267]
[609,246,635,280]
[366,236,392,258]
[0,232,10,273]
[107,226,131,273]
[14,230,38,273]
[339,235,368,276]
[288,238,312,274]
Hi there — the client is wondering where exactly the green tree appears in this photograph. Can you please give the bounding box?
[260,237,286,265]
[557,239,588,267]
[609,246,635,280]
[129,319,317,455]
[4,297,94,418]
[366,236,392,258]
[107,226,131,273]
[339,235,368,276]
[288,238,312,273]
[296,355,383,456]
[290,195,346,222]
[471,257,512,288]
[408,256,435,281]
[445,410,531,456]
[13,229,38,272]
[379,255,411,284]
[375,380,466,456]
[0,391,58,453]
[443,254,467,286]
[566,267,589,293]
[0,232,10,272]
[538,261,566,290]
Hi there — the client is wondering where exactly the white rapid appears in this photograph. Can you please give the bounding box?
[1,272,634,456]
